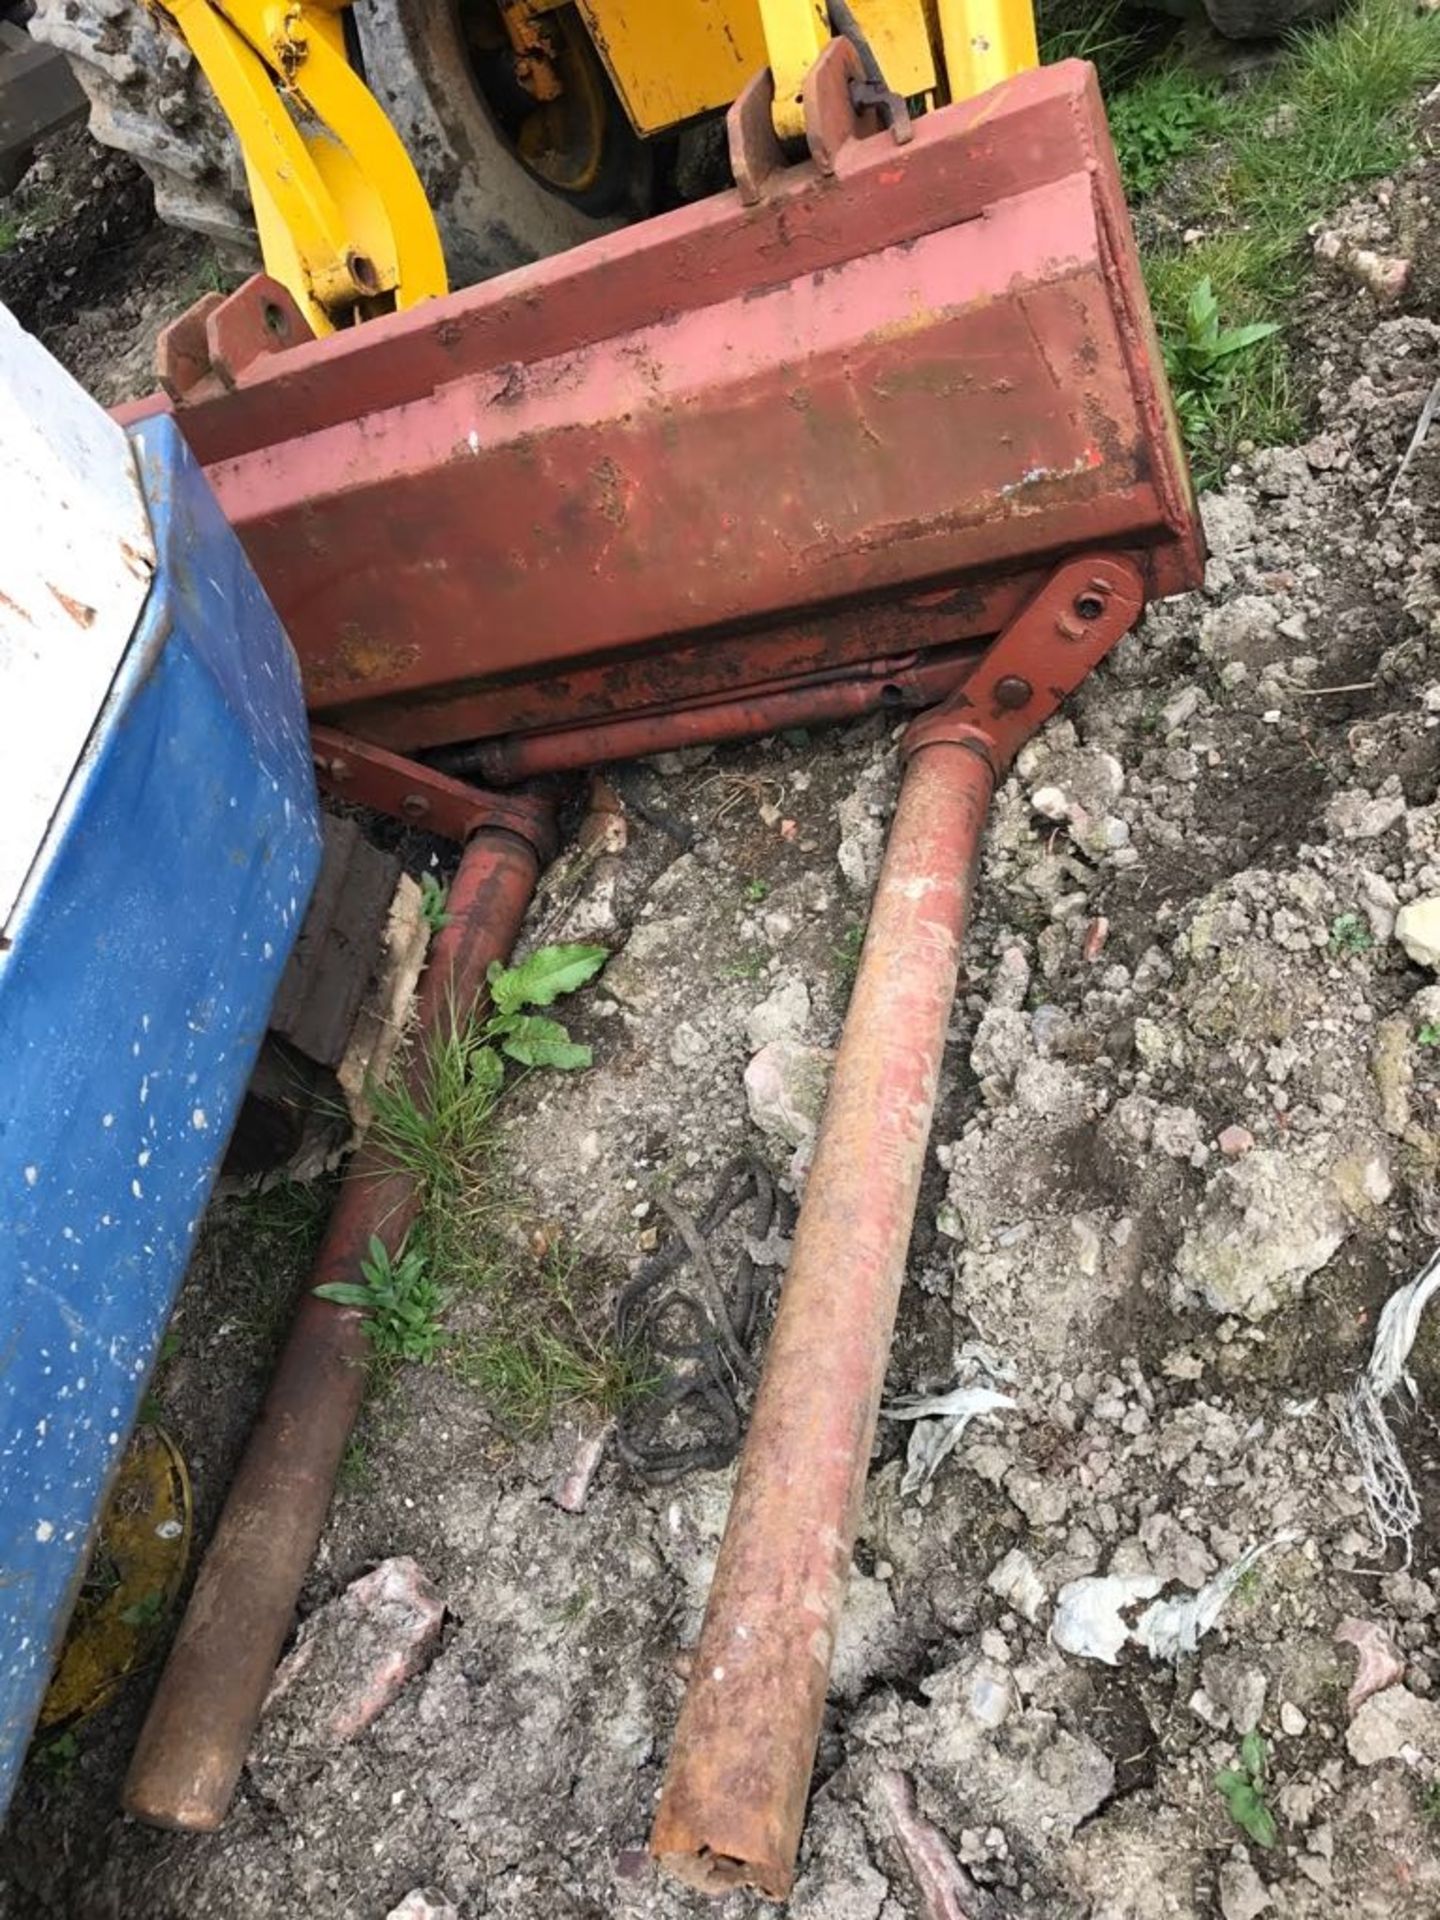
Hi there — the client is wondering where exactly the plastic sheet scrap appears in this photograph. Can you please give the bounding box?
[1346,1243,1440,1561]
[882,1344,1018,1496]
[1052,1534,1298,1667]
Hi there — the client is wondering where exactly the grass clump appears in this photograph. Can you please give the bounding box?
[316,1235,450,1364]
[30,1730,80,1783]
[322,941,643,1430]
[418,871,452,931]
[1216,1731,1278,1848]
[835,921,867,989]
[0,193,60,255]
[1330,909,1375,955]
[1131,0,1440,482]
[1037,0,1157,89]
[1108,65,1228,196]
[368,942,604,1200]
[450,1240,653,1434]
[368,1015,503,1205]
[1161,274,1284,470]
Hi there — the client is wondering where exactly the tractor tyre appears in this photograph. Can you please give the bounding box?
[1198,0,1338,36]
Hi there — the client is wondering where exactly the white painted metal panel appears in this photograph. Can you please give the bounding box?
[0,301,156,931]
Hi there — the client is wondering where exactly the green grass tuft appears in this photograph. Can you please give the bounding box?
[1216,1731,1278,1848]
[315,1234,450,1364]
[352,948,636,1428]
[0,192,60,255]
[1037,0,1156,89]
[368,1011,501,1205]
[1108,65,1228,197]
[1132,0,1440,481]
[448,1240,653,1433]
[835,922,867,989]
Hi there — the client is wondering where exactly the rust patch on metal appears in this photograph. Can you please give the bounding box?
[330,629,421,689]
[0,586,35,627]
[591,456,629,527]
[48,584,96,627]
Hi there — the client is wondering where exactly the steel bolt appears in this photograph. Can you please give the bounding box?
[1074,592,1106,621]
[401,794,431,820]
[994,675,1032,710]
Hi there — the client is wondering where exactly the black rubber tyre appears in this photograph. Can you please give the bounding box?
[1199,0,1340,38]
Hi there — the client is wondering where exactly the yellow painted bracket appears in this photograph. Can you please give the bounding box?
[152,0,446,334]
[39,1426,192,1731]
[754,0,1029,139]
[937,0,1038,101]
[758,0,831,140]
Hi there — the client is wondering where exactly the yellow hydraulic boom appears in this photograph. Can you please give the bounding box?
[151,0,447,334]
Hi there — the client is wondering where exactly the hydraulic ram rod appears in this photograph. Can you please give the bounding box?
[651,555,1145,1899]
[123,819,550,1832]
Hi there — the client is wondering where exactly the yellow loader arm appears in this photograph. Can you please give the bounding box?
[151,0,447,335]
[151,0,1040,336]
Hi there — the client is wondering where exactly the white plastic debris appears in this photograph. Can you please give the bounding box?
[883,1385,1017,1496]
[1052,1536,1297,1667]
[1346,1244,1440,1559]
[987,1547,1048,1624]
[1052,1573,1163,1665]
[882,1345,1018,1495]
[1134,1534,1297,1661]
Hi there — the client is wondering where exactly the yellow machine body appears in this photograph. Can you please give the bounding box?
[151,0,447,335]
[150,0,1039,332]
[570,0,943,137]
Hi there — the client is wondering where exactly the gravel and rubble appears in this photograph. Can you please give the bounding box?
[9,104,1440,1920]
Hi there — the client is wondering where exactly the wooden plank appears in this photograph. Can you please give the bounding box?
[270,815,402,1067]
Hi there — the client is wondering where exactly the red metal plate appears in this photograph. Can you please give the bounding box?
[130,60,1203,755]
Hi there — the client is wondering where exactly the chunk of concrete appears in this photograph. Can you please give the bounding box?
[1346,1684,1440,1766]
[1218,1856,1271,1920]
[386,1894,459,1920]
[261,1556,445,1748]
[744,1039,831,1149]
[1396,897,1440,970]
[1173,1143,1389,1320]
[746,975,811,1051]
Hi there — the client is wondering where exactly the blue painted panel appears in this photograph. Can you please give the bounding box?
[0,416,321,1809]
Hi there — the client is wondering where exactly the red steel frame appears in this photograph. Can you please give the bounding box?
[124,56,1201,783]
[114,46,1206,1876]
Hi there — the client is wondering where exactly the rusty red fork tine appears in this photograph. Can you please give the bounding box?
[122,820,550,1833]
[651,557,1146,1900]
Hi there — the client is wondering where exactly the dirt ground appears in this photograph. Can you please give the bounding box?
[0,125,212,403]
[7,81,1440,1920]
